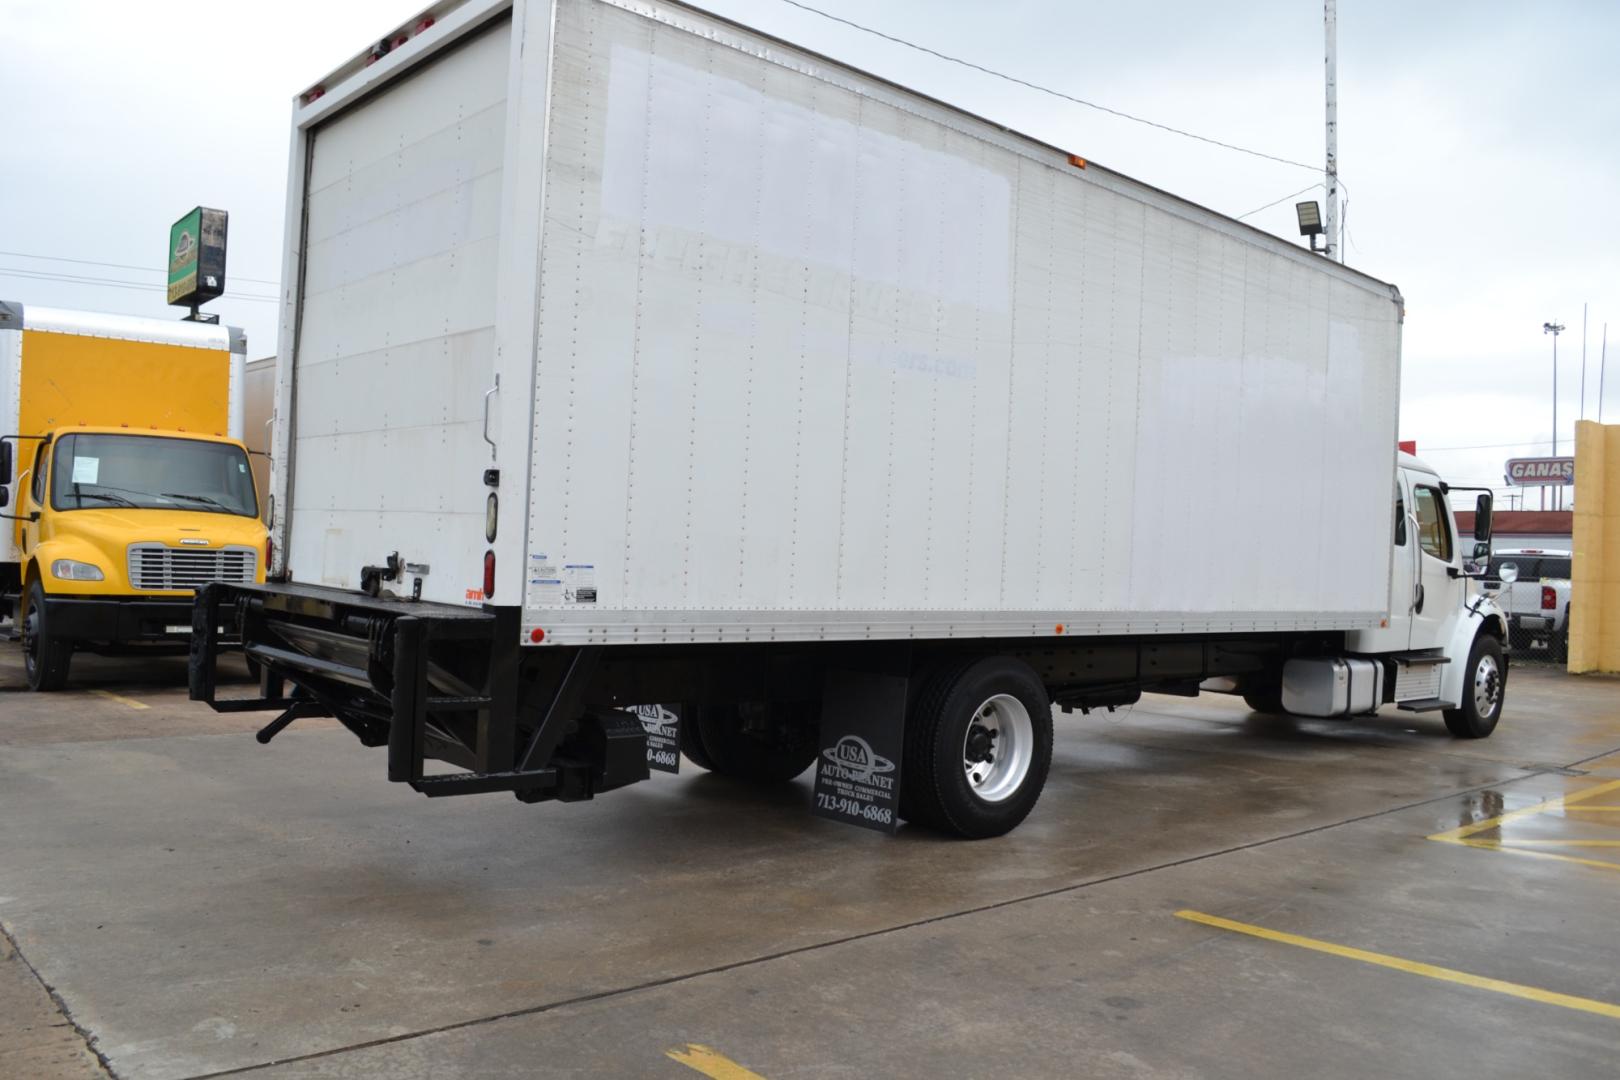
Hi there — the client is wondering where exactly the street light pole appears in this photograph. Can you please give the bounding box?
[1545,320,1565,510]
[1324,0,1340,263]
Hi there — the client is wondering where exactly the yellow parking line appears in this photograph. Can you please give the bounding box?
[1448,838,1620,875]
[1428,779,1620,842]
[91,689,150,711]
[1501,839,1620,848]
[666,1044,767,1080]
[1176,910,1620,1020]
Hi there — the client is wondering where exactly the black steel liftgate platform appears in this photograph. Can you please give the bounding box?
[189,582,648,802]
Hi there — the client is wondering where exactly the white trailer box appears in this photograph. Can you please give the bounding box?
[272,0,1402,646]
[198,0,1500,842]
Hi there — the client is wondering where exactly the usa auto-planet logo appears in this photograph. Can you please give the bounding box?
[822,735,896,790]
[625,704,678,739]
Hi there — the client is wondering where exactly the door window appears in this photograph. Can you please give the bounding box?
[1393,484,1407,546]
[29,443,48,505]
[1412,485,1453,562]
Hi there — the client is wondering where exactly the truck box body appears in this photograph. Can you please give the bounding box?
[0,303,247,566]
[274,0,1403,648]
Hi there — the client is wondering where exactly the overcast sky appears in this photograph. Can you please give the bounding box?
[4,0,1617,502]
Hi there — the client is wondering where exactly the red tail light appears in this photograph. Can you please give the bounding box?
[483,550,496,600]
[1541,586,1556,611]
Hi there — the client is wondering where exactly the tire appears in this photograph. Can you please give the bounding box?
[678,704,718,772]
[1443,634,1506,738]
[693,701,819,783]
[1242,676,1286,715]
[21,580,73,692]
[900,656,1053,839]
[1553,610,1570,664]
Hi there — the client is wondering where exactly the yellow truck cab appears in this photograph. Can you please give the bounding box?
[0,302,268,689]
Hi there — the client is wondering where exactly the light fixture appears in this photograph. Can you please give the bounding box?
[1296,201,1327,254]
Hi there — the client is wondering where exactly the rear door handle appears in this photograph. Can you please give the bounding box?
[482,374,500,460]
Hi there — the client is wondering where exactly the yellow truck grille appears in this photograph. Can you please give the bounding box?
[127,544,257,592]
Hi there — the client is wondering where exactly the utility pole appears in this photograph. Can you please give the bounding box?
[1601,323,1609,424]
[1580,303,1589,419]
[1545,320,1565,510]
[1324,0,1340,262]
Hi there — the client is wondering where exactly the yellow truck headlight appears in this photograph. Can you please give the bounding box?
[52,559,105,581]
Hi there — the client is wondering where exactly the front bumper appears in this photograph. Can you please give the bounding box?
[44,595,231,643]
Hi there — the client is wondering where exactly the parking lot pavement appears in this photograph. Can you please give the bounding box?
[1,650,1617,1079]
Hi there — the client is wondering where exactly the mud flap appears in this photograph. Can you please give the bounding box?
[812,668,907,834]
[622,704,682,774]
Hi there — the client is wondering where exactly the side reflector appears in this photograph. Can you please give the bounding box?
[530,627,545,643]
[483,550,496,600]
[1067,154,1087,169]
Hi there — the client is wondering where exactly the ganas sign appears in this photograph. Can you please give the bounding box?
[1504,456,1574,486]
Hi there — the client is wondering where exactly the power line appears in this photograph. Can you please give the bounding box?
[1237,183,1321,221]
[772,0,1321,174]
[0,266,280,304]
[0,248,280,287]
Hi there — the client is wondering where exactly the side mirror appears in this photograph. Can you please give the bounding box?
[1499,563,1519,584]
[1473,541,1490,559]
[0,439,11,482]
[1473,492,1493,541]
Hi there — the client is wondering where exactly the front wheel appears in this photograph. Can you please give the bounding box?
[21,580,73,692]
[900,656,1053,839]
[1443,634,1505,738]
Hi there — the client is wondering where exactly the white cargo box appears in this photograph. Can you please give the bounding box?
[271,0,1403,648]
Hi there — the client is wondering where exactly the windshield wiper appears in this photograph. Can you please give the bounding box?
[72,488,138,507]
[160,492,228,510]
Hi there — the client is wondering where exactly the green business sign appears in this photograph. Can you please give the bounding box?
[168,206,228,307]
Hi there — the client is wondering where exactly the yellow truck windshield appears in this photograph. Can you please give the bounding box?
[50,433,258,517]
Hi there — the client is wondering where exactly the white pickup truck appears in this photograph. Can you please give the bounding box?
[1486,549,1572,660]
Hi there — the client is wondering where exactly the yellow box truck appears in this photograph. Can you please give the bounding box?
[0,302,268,689]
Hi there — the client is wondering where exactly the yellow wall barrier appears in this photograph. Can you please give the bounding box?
[1570,420,1620,673]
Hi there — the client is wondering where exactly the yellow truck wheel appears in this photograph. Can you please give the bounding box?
[21,581,73,692]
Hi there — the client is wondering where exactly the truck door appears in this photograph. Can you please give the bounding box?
[1385,478,1415,648]
[286,17,512,604]
[1408,478,1462,651]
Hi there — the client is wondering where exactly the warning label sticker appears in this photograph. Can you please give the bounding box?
[527,553,561,607]
[564,563,596,604]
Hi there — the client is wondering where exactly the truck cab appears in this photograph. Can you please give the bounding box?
[1331,453,1507,734]
[3,426,266,689]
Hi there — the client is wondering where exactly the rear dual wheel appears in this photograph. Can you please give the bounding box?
[683,702,819,783]
[901,656,1053,839]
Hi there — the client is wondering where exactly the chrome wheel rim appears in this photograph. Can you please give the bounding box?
[1473,653,1501,717]
[962,694,1034,803]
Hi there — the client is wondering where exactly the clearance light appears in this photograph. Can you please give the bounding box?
[483,550,496,600]
[530,627,545,643]
[415,16,436,33]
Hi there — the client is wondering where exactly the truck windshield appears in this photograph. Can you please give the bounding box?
[51,433,258,517]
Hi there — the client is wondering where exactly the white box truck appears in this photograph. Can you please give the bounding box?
[191,0,1509,838]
